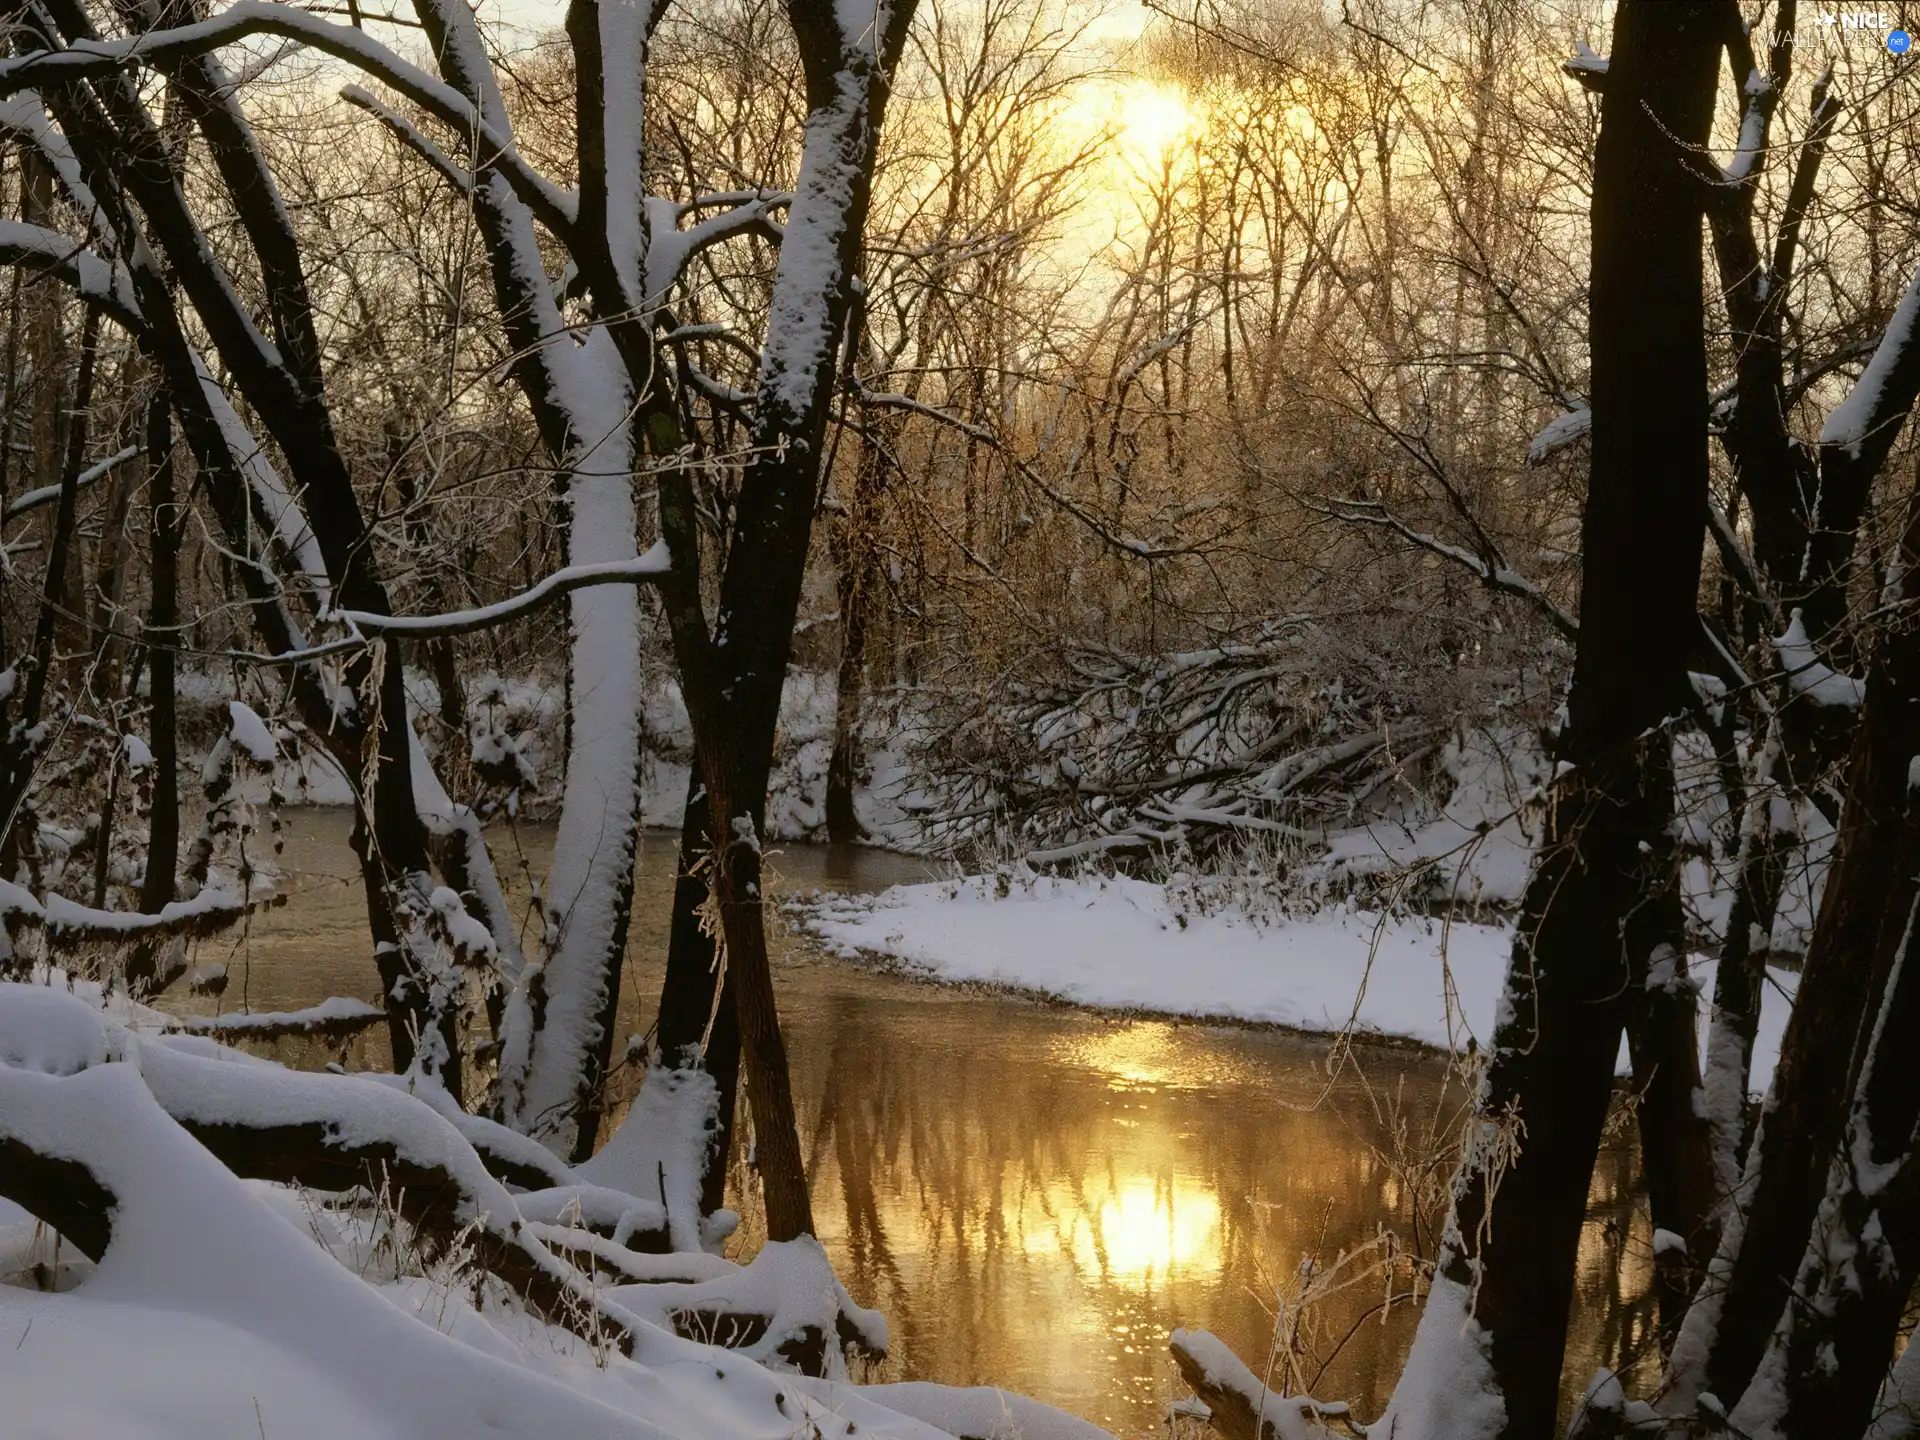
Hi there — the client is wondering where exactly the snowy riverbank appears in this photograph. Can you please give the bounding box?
[795,874,1795,1089]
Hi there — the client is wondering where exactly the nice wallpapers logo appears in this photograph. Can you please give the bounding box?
[1808,9,1912,51]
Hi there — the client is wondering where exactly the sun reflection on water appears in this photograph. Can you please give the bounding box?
[1051,1019,1272,1094]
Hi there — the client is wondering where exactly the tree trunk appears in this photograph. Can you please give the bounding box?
[653,781,742,1218]
[825,409,886,846]
[824,552,870,846]
[1699,728,1787,1191]
[649,0,917,1239]
[1681,258,1920,1417]
[1727,465,1920,1437]
[130,393,179,982]
[1376,6,1720,1433]
[0,308,99,860]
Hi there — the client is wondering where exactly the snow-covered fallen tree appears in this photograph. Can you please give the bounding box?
[0,981,1113,1439]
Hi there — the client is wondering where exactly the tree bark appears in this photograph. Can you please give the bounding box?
[825,400,887,846]
[1687,258,1920,1416]
[1382,6,1721,1433]
[653,782,742,1218]
[1727,466,1920,1437]
[0,308,99,860]
[649,0,917,1239]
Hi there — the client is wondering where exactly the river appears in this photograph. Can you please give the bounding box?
[166,807,1657,1435]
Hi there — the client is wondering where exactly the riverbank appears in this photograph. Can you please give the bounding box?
[793,873,1795,1089]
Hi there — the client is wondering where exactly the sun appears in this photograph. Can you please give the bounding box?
[1111,78,1200,165]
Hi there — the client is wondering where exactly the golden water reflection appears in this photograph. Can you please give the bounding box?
[173,810,1655,1437]
[789,982,1442,1432]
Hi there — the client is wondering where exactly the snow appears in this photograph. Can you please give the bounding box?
[450,59,645,1148]
[611,1235,887,1375]
[1564,40,1607,75]
[227,700,280,764]
[3,443,139,521]
[578,1063,722,1253]
[192,354,333,613]
[164,996,383,1036]
[0,982,109,1075]
[1773,609,1866,708]
[756,27,869,423]
[796,873,1797,1088]
[1368,1275,1505,1440]
[429,884,497,961]
[1526,406,1591,465]
[1822,260,1920,457]
[0,1041,960,1438]
[0,998,979,1440]
[595,0,648,301]
[0,221,137,320]
[38,886,244,942]
[802,872,1505,1047]
[1315,728,1545,907]
[407,720,525,974]
[1722,78,1771,185]
[863,1382,1130,1440]
[1171,1326,1349,1440]
[340,553,670,637]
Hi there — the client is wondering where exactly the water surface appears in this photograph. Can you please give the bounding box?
[170,808,1655,1435]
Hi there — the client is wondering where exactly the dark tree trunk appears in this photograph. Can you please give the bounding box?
[649,0,917,1241]
[824,564,869,846]
[1405,6,1721,1433]
[135,393,179,933]
[1729,470,1920,1436]
[1623,915,1719,1345]
[653,781,742,1218]
[1692,267,1920,1418]
[825,411,886,846]
[31,0,441,1064]
[0,309,99,859]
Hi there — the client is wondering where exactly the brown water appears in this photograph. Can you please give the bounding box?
[169,808,1658,1436]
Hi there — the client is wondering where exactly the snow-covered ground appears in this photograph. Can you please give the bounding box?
[0,982,1112,1440]
[796,873,1795,1089]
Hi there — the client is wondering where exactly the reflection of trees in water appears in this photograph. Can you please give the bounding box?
[1567,1139,1661,1405]
[196,819,1658,1432]
[785,989,1471,1428]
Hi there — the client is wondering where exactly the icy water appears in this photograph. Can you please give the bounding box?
[172,807,1656,1436]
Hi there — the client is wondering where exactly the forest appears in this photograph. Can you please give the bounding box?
[0,0,1915,1436]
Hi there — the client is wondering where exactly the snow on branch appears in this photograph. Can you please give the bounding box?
[1821,259,1920,460]
[1525,405,1590,466]
[193,354,334,612]
[612,1235,887,1375]
[1563,40,1607,89]
[1170,1327,1356,1440]
[0,92,120,250]
[0,222,140,328]
[1772,609,1865,708]
[0,2,575,234]
[0,879,248,952]
[3,443,138,521]
[642,189,792,300]
[340,84,473,193]
[1314,496,1579,641]
[1720,68,1776,188]
[335,548,669,637]
[163,997,385,1041]
[128,1034,653,1352]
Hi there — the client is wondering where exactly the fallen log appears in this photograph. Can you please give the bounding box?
[1169,1328,1360,1440]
